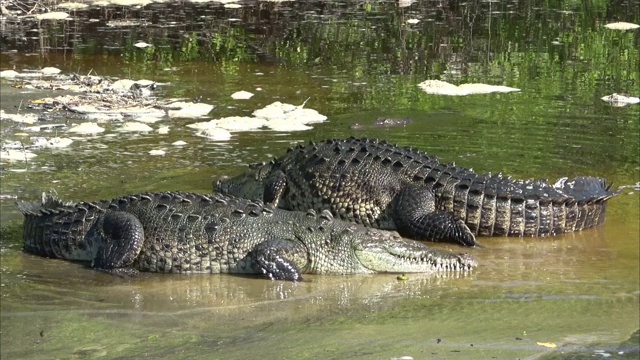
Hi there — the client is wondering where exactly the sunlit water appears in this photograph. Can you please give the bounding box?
[1,0,639,358]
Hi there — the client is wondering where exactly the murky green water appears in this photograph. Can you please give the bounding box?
[1,0,639,359]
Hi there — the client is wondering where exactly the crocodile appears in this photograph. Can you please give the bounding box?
[19,191,476,280]
[215,137,619,246]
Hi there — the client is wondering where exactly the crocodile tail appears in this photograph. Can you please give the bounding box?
[435,172,618,237]
[553,176,619,202]
[553,176,620,232]
[18,191,74,216]
[19,192,102,260]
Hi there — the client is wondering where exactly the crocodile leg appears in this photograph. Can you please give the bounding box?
[90,211,145,276]
[263,170,288,206]
[393,185,477,246]
[249,239,307,281]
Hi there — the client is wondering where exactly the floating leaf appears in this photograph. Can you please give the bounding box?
[196,128,232,141]
[604,22,640,30]
[36,12,70,20]
[115,122,153,132]
[68,123,105,134]
[148,149,166,156]
[134,42,153,48]
[600,94,640,107]
[231,90,254,100]
[1,149,37,162]
[265,119,312,132]
[0,111,38,124]
[31,137,73,148]
[0,70,19,78]
[536,342,557,348]
[39,67,61,75]
[110,79,137,90]
[418,80,520,96]
[166,102,214,118]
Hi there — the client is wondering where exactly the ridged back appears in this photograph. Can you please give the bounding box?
[20,197,106,260]
[277,137,619,236]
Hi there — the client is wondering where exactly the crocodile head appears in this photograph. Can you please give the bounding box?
[303,224,477,274]
[215,162,271,201]
[352,228,477,273]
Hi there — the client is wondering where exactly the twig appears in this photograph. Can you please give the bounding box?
[8,0,29,13]
[26,0,42,15]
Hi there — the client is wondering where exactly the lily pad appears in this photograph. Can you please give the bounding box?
[36,12,70,20]
[68,122,105,134]
[188,116,267,131]
[39,67,62,75]
[1,149,37,162]
[115,122,153,132]
[31,137,73,148]
[0,70,20,78]
[600,94,640,107]
[253,101,298,119]
[133,115,165,123]
[265,119,312,132]
[231,90,254,100]
[2,141,26,150]
[0,111,38,124]
[110,79,137,91]
[166,102,214,118]
[281,108,327,124]
[195,128,232,140]
[217,116,268,131]
[134,42,153,48]
[148,149,166,156]
[418,80,520,96]
[604,22,640,30]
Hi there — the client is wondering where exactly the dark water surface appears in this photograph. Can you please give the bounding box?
[1,0,639,358]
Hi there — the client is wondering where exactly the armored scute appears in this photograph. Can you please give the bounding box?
[216,137,618,246]
[20,192,476,280]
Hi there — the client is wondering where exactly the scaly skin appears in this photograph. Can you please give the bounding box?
[215,137,619,245]
[19,191,476,281]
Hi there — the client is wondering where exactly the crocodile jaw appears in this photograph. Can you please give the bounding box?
[354,233,477,273]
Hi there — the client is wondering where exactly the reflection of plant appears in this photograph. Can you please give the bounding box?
[1,0,640,167]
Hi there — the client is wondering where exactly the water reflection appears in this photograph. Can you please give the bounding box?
[3,248,470,315]
[1,220,637,358]
[1,0,638,358]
